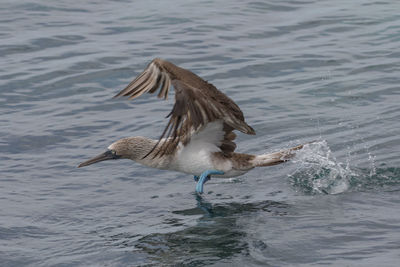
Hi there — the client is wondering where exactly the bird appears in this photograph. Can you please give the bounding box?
[78,58,306,194]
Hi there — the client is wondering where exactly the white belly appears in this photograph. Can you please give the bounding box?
[170,143,249,178]
[167,121,250,178]
[172,143,219,175]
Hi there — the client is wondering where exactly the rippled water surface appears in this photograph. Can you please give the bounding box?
[1,0,400,266]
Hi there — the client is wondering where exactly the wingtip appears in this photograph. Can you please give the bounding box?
[113,87,130,99]
[247,126,256,135]
[113,92,125,98]
[153,57,165,65]
[113,88,125,98]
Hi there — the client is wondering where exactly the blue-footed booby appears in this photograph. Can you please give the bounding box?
[78,58,305,194]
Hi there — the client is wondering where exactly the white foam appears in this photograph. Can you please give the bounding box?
[289,140,356,195]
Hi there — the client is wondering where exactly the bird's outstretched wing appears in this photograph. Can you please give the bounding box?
[114,58,255,158]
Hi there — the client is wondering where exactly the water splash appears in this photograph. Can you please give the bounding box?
[288,140,400,194]
[288,140,356,195]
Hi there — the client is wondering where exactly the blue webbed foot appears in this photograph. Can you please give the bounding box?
[193,175,199,182]
[195,170,224,194]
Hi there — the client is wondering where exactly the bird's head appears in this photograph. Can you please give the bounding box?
[77,137,150,168]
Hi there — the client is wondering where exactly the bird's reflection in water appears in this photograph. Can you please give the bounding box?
[195,193,214,215]
[134,195,289,266]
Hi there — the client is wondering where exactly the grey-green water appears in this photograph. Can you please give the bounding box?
[1,0,400,266]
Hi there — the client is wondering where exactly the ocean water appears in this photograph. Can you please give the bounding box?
[1,0,400,266]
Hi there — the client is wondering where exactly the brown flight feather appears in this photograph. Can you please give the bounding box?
[113,58,255,158]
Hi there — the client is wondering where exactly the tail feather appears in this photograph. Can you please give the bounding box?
[251,143,305,167]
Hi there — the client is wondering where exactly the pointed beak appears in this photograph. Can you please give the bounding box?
[78,150,117,168]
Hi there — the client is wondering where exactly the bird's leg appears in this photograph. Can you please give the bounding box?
[195,170,224,194]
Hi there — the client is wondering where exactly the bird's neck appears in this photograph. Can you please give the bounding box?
[129,137,158,160]
[123,137,175,169]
